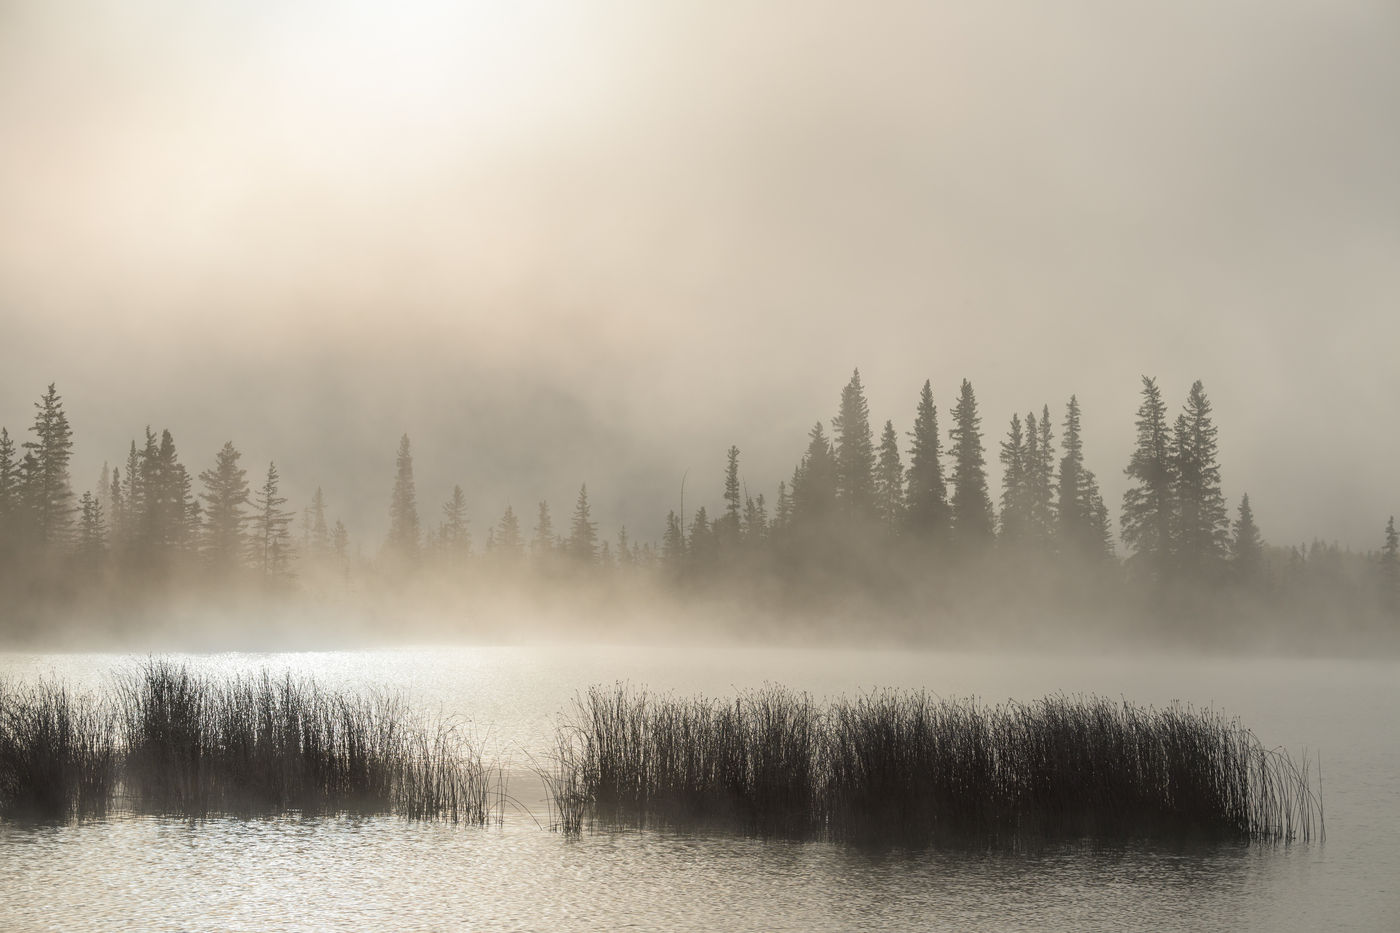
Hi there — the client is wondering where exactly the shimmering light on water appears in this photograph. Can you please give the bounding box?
[1,646,1396,932]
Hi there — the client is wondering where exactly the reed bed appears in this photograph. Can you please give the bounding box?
[0,661,499,823]
[555,685,1323,845]
[0,680,117,819]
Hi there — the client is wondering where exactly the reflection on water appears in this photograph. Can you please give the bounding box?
[1,646,1396,932]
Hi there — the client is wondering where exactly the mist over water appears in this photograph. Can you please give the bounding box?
[2,1,1399,930]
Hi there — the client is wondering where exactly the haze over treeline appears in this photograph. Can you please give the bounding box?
[2,0,1399,554]
[2,376,1396,652]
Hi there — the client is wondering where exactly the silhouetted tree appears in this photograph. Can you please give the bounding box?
[998,413,1028,546]
[0,428,17,560]
[790,422,837,530]
[832,369,876,521]
[662,509,685,567]
[742,491,769,544]
[495,505,524,557]
[74,490,106,570]
[1023,408,1056,549]
[22,384,75,552]
[199,441,250,573]
[1172,381,1229,581]
[332,520,350,564]
[1056,396,1111,560]
[566,484,598,564]
[1121,377,1174,581]
[905,380,949,544]
[250,461,294,578]
[385,434,420,566]
[1381,516,1399,613]
[948,379,994,551]
[874,420,905,534]
[532,501,555,557]
[438,485,471,566]
[1230,493,1264,584]
[307,487,330,561]
[719,446,742,547]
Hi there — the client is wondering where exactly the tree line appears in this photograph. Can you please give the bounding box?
[1,376,1396,641]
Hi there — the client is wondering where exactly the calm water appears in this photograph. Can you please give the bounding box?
[1,645,1396,932]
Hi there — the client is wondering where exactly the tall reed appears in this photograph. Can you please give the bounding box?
[555,685,1323,845]
[0,680,117,820]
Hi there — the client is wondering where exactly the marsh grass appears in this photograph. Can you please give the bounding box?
[0,680,117,820]
[1,661,499,823]
[556,685,1324,845]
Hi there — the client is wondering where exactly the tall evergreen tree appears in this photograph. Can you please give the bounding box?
[0,428,17,556]
[832,369,876,520]
[719,446,742,546]
[250,461,294,578]
[74,490,107,569]
[1172,380,1229,580]
[741,491,769,544]
[905,380,949,544]
[874,420,905,534]
[385,434,420,565]
[790,422,837,529]
[947,379,994,550]
[567,484,598,564]
[1230,493,1264,584]
[199,441,250,572]
[1121,376,1175,580]
[308,487,330,560]
[1055,396,1111,560]
[22,383,75,552]
[439,485,472,564]
[495,505,524,557]
[1380,516,1398,613]
[662,509,685,567]
[532,501,555,556]
[1023,408,1056,548]
[998,413,1028,546]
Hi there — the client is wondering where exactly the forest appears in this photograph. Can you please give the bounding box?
[1,375,1396,652]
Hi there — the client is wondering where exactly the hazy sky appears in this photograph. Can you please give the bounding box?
[1,0,1397,551]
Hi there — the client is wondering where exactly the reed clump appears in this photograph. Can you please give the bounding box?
[556,685,1323,845]
[117,660,497,822]
[0,680,117,820]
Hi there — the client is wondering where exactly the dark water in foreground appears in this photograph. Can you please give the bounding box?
[1,646,1395,932]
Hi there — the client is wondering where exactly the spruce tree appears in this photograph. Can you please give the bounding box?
[308,487,330,560]
[386,434,420,565]
[832,369,876,520]
[566,484,598,564]
[1055,396,1111,560]
[75,490,107,569]
[532,501,555,557]
[0,428,16,557]
[947,379,994,551]
[1023,408,1056,549]
[332,520,350,564]
[250,461,294,578]
[742,492,769,544]
[439,485,472,565]
[199,441,250,572]
[495,505,524,557]
[1230,493,1264,583]
[720,446,742,546]
[998,413,1027,546]
[790,422,837,528]
[1172,381,1229,581]
[1380,516,1398,613]
[1121,376,1175,580]
[662,510,685,567]
[905,380,949,544]
[22,383,75,552]
[874,420,905,534]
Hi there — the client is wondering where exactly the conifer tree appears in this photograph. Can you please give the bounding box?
[1380,516,1398,613]
[1230,493,1264,583]
[662,510,685,567]
[905,380,949,544]
[1121,377,1175,580]
[874,420,905,534]
[688,506,716,568]
[998,413,1028,546]
[386,434,420,565]
[332,520,350,564]
[791,423,837,529]
[773,481,792,536]
[495,505,523,557]
[1023,408,1056,548]
[719,446,742,546]
[438,485,471,565]
[308,487,330,560]
[75,490,107,569]
[1172,380,1229,581]
[107,466,125,556]
[1056,396,1111,560]
[250,461,294,577]
[532,501,555,557]
[947,379,994,550]
[22,383,75,552]
[832,369,876,520]
[567,484,598,564]
[199,441,250,572]
[0,428,16,557]
[616,527,633,565]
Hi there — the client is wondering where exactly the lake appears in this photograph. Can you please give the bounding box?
[1,645,1395,932]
